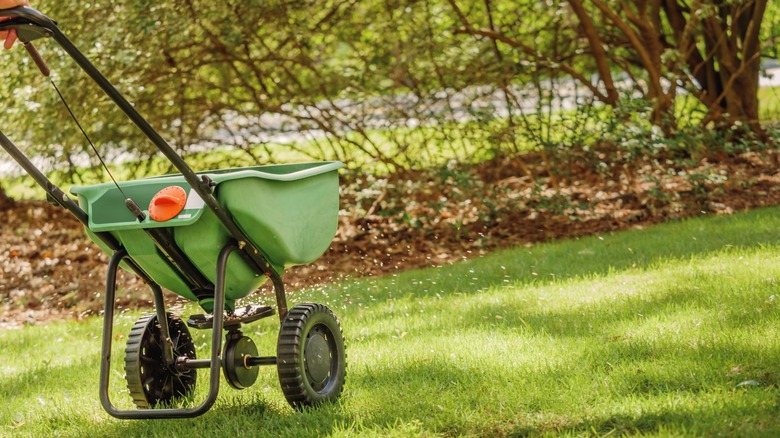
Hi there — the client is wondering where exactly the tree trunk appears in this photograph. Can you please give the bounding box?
[0,185,14,210]
[677,0,767,137]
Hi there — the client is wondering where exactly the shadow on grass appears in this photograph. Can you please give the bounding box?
[341,335,780,436]
[509,395,780,436]
[62,395,351,438]
[1,358,347,437]
[358,273,779,347]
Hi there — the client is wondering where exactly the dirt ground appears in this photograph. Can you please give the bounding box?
[3,149,780,329]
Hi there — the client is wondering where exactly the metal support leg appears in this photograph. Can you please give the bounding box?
[270,273,288,322]
[150,283,175,367]
[98,243,237,419]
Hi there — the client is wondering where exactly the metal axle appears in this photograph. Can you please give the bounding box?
[178,355,277,370]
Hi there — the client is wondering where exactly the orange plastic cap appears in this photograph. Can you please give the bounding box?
[149,186,187,222]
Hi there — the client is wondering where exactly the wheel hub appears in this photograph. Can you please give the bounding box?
[223,333,259,390]
[305,328,331,385]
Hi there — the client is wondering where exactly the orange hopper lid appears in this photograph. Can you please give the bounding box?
[149,186,187,222]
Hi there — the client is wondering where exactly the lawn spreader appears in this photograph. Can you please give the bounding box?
[0,7,346,419]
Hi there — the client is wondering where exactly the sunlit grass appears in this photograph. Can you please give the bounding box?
[760,86,780,122]
[3,207,780,435]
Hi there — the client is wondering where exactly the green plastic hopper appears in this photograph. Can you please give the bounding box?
[71,161,343,311]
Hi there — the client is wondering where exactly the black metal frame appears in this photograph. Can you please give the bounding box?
[0,7,288,419]
[99,245,232,419]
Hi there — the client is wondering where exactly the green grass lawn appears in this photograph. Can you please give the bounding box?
[4,207,780,436]
[760,86,780,122]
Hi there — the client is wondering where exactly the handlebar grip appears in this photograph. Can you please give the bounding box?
[0,7,55,78]
[0,6,53,23]
[23,42,50,77]
[0,7,57,42]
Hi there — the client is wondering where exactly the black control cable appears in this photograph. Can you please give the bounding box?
[24,41,146,221]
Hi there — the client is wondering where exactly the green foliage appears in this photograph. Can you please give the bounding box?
[762,3,780,59]
[5,207,780,435]
[0,0,778,190]
[760,86,780,122]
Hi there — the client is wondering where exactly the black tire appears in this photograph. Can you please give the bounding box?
[277,303,346,409]
[124,313,197,408]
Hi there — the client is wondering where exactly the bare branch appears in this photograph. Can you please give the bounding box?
[568,0,619,105]
[452,27,610,103]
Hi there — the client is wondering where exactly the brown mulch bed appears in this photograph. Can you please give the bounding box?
[3,149,780,329]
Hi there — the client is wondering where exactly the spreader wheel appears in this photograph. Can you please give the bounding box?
[277,303,346,409]
[124,313,197,408]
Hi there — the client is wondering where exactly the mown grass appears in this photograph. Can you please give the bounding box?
[760,86,780,122]
[4,207,780,436]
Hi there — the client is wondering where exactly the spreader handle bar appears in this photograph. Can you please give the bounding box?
[1,7,289,318]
